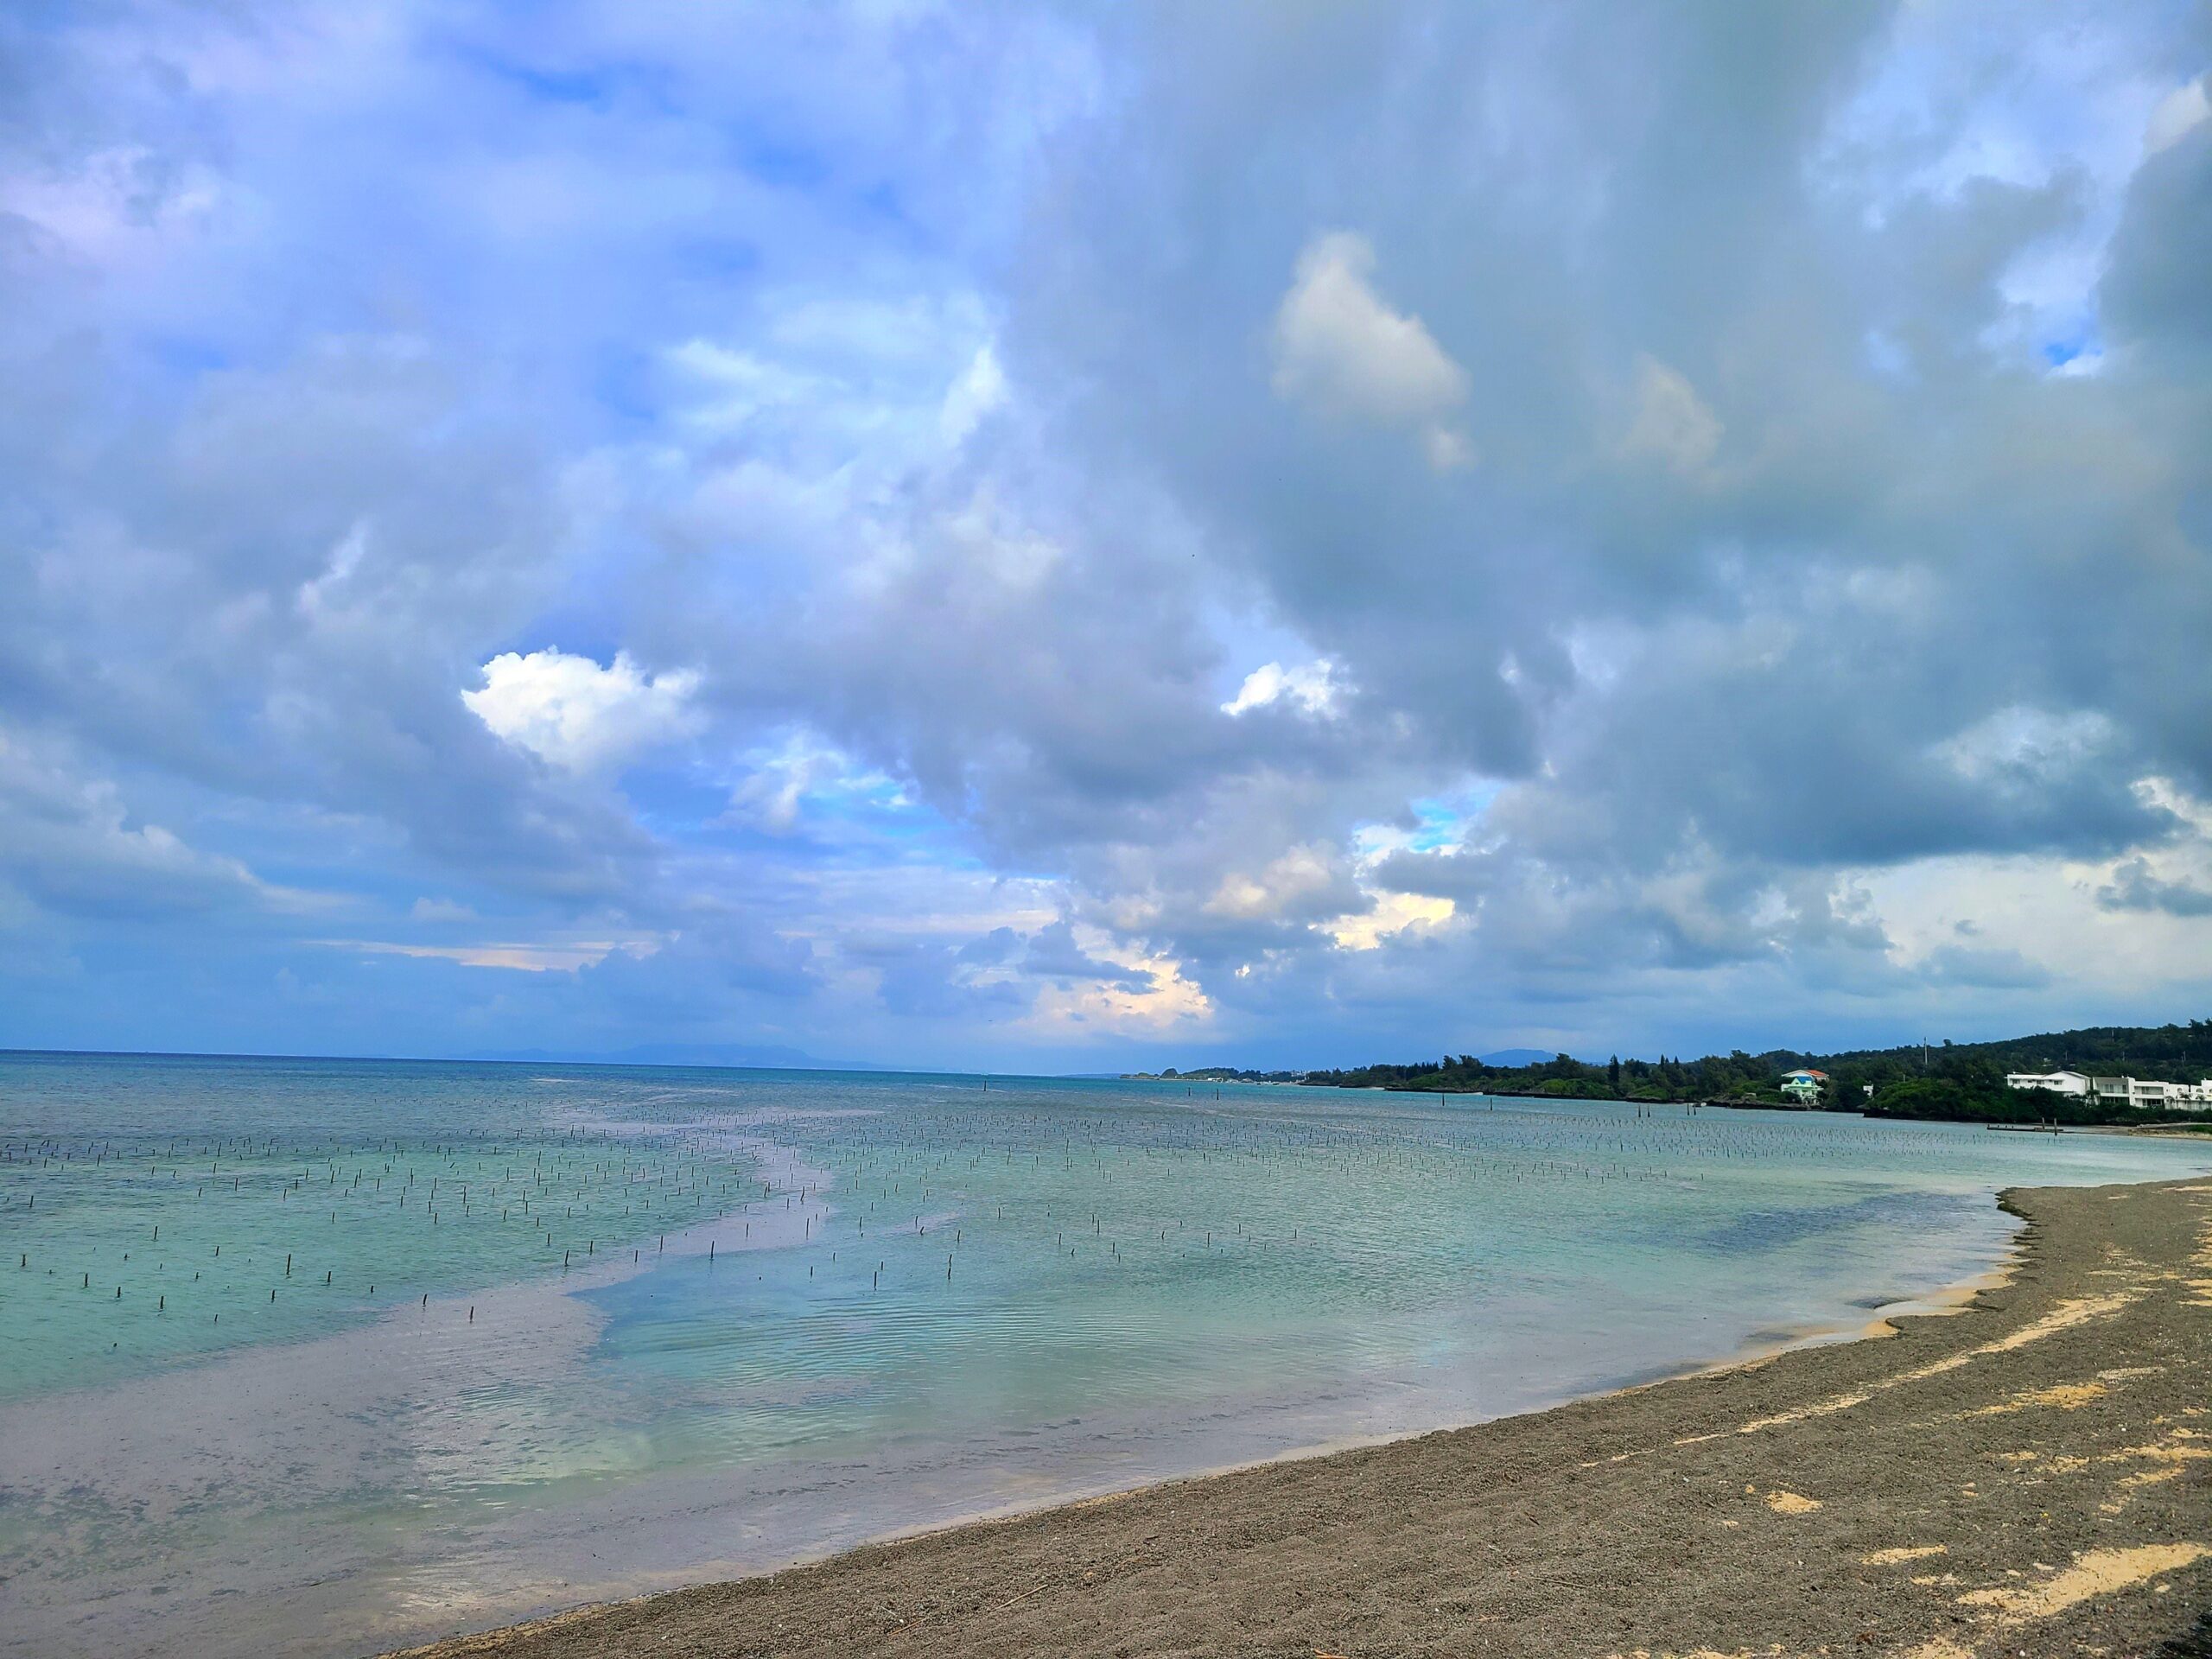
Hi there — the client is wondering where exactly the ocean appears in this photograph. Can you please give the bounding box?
[3,1052,2207,1657]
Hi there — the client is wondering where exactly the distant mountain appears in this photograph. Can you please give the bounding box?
[1479,1048,1554,1068]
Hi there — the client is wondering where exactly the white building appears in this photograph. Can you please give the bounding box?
[2004,1070,2089,1096]
[2126,1077,2212,1109]
[2009,1071,2211,1111]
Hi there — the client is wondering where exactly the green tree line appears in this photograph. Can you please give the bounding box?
[1140,1019,2212,1126]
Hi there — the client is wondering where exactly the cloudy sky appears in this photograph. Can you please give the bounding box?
[2,2,2209,1071]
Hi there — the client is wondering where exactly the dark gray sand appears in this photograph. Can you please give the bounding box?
[392,1178,2212,1659]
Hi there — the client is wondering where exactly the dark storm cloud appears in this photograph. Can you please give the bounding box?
[2098,857,2212,918]
[1021,919,1154,991]
[971,2,2212,1027]
[1001,1,2209,834]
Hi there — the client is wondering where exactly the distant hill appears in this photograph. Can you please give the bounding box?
[1803,1025,2212,1077]
[1478,1048,1554,1068]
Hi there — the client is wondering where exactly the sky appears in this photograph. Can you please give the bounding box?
[1,2,2209,1071]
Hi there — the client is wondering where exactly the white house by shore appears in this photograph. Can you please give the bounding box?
[2005,1069,2212,1109]
[2003,1070,2089,1096]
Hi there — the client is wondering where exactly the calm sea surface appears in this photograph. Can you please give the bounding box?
[3,1052,2208,1657]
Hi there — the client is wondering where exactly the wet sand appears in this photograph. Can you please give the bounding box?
[392,1178,2212,1659]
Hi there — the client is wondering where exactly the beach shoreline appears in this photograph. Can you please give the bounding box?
[387,1176,2212,1659]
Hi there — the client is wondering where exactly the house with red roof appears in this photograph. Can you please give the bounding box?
[1778,1067,1828,1104]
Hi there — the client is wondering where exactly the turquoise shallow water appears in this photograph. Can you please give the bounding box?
[3,1053,2209,1658]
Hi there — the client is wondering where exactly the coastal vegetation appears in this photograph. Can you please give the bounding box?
[1135,1019,2212,1126]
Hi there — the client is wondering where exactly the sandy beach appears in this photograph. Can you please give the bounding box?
[390,1176,2212,1659]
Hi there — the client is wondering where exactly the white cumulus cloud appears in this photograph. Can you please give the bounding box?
[1621,354,1723,478]
[2145,74,2209,155]
[463,650,702,774]
[1270,232,1471,468]
[1221,659,1342,717]
[940,343,1009,446]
